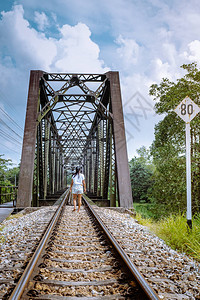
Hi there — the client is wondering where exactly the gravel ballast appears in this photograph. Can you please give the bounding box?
[0,206,56,298]
[95,207,200,300]
[0,205,199,299]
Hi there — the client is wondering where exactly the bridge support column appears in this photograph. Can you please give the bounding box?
[17,70,43,207]
[107,71,133,208]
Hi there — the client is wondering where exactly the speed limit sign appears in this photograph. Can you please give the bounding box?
[174,96,200,229]
[174,96,200,123]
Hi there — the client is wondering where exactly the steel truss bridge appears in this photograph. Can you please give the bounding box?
[17,71,133,208]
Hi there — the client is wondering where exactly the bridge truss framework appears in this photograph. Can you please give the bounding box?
[17,71,133,208]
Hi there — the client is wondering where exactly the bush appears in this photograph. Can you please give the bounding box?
[133,203,155,219]
[151,213,200,261]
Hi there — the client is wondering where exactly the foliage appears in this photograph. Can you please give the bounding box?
[0,155,19,204]
[6,213,23,220]
[151,213,200,261]
[134,146,155,172]
[0,225,5,243]
[129,146,154,203]
[134,212,152,226]
[149,63,200,215]
[0,155,20,186]
[150,140,186,214]
[6,166,20,186]
[0,225,5,231]
[0,155,12,185]
[133,203,155,219]
[133,212,200,262]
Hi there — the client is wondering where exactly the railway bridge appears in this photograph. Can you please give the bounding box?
[17,71,133,208]
[2,70,198,300]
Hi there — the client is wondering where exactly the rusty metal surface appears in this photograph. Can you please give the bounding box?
[106,72,133,208]
[17,71,133,208]
[17,71,43,207]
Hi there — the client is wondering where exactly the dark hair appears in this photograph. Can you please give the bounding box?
[73,166,81,178]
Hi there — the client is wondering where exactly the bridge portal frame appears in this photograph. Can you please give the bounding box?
[17,71,133,208]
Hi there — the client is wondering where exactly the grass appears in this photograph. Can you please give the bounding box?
[151,213,200,261]
[5,213,23,221]
[0,225,5,243]
[133,208,200,262]
[134,212,153,226]
[0,225,5,231]
[133,202,156,219]
[0,213,24,244]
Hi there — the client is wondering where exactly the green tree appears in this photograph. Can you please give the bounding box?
[0,155,12,185]
[149,62,200,214]
[129,147,154,203]
[136,146,155,172]
[6,166,20,186]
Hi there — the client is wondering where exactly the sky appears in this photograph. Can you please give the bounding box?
[1,0,200,166]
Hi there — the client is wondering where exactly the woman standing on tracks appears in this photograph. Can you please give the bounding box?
[70,166,86,212]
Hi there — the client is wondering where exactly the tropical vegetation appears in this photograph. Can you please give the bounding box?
[129,63,200,261]
[130,63,200,218]
[0,155,19,186]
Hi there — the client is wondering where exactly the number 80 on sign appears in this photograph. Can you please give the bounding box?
[174,96,200,123]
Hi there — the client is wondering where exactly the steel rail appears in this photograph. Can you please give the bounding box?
[83,196,160,300]
[9,189,69,300]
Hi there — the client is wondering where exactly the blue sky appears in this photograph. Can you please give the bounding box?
[1,0,200,165]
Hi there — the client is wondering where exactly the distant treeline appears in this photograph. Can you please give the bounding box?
[0,155,20,186]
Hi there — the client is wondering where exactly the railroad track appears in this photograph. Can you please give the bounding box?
[7,191,159,300]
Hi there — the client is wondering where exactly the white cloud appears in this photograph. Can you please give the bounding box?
[53,23,108,73]
[116,35,140,69]
[2,1,200,161]
[0,4,109,163]
[34,11,49,31]
[0,5,57,71]
[182,40,200,64]
[150,58,172,81]
[0,4,108,74]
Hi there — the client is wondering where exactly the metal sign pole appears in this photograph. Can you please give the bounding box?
[174,96,200,230]
[185,122,192,229]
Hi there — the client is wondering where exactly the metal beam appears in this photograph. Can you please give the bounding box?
[17,70,133,209]
[106,71,133,208]
[43,73,106,82]
[17,70,43,207]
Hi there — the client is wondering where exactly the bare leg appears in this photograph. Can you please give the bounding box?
[77,194,82,212]
[73,194,77,211]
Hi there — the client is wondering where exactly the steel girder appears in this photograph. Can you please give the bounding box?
[17,71,133,208]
